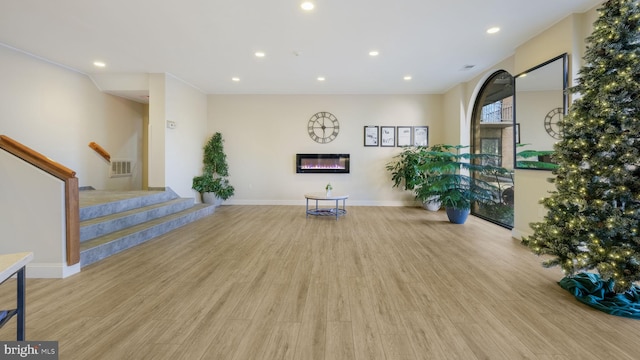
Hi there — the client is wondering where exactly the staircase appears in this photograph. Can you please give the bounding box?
[79,188,215,267]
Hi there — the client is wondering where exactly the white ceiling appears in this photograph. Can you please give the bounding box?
[0,0,602,97]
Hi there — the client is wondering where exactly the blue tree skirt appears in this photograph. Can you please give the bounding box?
[559,273,640,319]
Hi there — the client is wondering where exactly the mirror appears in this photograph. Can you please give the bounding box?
[514,53,568,170]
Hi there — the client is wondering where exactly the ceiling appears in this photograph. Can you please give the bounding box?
[0,0,602,98]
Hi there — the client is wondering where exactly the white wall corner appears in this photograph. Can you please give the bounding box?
[89,73,150,103]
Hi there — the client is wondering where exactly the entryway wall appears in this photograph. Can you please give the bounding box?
[455,5,601,240]
[208,94,443,206]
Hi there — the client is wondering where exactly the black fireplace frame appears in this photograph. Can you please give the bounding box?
[296,153,350,174]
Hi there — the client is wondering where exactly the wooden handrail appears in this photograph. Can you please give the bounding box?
[0,135,76,179]
[0,135,80,266]
[88,142,111,162]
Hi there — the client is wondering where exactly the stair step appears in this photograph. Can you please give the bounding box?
[80,204,215,267]
[80,198,195,242]
[79,189,179,221]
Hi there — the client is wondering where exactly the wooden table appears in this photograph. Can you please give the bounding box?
[305,192,349,220]
[0,252,34,341]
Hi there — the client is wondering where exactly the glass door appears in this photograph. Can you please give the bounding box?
[471,71,515,228]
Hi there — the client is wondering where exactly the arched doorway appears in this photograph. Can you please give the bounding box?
[470,70,515,228]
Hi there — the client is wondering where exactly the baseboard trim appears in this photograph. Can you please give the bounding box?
[148,186,167,191]
[511,228,533,241]
[26,262,81,278]
[225,200,418,207]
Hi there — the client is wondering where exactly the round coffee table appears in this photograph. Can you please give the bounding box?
[304,192,349,220]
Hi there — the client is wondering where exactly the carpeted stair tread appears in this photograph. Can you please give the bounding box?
[79,189,179,221]
[79,190,167,207]
[79,203,215,267]
[79,198,195,242]
[80,204,212,251]
[80,198,191,226]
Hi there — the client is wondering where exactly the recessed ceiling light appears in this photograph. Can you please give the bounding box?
[486,27,500,34]
[403,76,412,81]
[93,61,106,68]
[317,76,325,81]
[255,51,265,58]
[369,51,379,57]
[232,77,240,82]
[301,2,314,11]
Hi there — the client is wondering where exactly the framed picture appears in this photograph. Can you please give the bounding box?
[515,123,521,144]
[397,126,412,147]
[413,126,429,146]
[480,138,502,166]
[364,126,379,146]
[380,126,395,147]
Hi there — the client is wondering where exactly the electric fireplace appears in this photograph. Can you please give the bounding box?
[296,154,350,174]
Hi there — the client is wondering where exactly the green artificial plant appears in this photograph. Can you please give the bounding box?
[386,144,509,219]
[386,146,430,195]
[413,144,509,211]
[192,132,235,201]
[516,144,559,170]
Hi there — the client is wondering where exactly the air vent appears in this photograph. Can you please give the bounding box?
[110,160,133,177]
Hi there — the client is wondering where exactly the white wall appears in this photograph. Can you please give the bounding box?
[0,151,79,277]
[0,45,145,190]
[442,84,467,146]
[208,94,443,205]
[148,74,167,190]
[165,75,208,198]
[146,74,208,198]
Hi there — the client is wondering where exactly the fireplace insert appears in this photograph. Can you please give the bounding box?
[296,154,350,174]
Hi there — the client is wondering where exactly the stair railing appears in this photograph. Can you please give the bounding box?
[0,135,80,265]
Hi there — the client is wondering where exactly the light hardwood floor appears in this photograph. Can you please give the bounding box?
[2,205,640,359]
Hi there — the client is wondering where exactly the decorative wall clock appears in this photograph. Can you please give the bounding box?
[308,112,340,143]
[544,107,564,140]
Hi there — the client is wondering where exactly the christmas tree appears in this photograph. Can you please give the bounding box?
[526,0,640,294]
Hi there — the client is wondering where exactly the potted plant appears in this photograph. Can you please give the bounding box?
[386,146,442,211]
[192,132,234,206]
[413,144,509,224]
[325,183,333,196]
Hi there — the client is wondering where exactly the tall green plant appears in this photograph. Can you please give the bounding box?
[192,132,235,200]
[415,144,509,210]
[202,132,229,176]
[386,146,449,205]
[386,146,429,192]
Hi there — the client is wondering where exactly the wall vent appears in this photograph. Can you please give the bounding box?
[110,160,133,177]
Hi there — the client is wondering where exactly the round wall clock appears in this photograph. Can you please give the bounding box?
[544,107,564,140]
[308,111,340,143]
